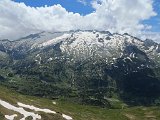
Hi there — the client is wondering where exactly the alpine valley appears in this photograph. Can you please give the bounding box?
[1,30,160,120]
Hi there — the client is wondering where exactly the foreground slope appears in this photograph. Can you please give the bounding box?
[0,85,160,120]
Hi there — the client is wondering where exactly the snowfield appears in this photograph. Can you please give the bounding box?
[0,99,73,120]
[17,102,56,114]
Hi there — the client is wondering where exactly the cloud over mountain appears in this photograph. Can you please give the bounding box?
[0,0,157,40]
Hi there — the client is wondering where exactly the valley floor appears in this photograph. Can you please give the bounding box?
[0,85,160,120]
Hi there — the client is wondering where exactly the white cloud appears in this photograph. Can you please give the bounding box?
[77,0,87,5]
[90,0,156,34]
[141,32,160,43]
[0,0,157,40]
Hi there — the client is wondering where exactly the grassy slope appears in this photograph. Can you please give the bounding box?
[0,112,4,120]
[0,85,160,120]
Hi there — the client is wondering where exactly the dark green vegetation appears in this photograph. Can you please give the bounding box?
[1,49,160,107]
[1,85,160,120]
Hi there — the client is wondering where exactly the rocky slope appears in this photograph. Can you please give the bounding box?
[1,30,160,64]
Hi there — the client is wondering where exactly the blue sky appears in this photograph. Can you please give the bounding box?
[14,0,160,32]
[14,0,94,15]
[143,0,160,32]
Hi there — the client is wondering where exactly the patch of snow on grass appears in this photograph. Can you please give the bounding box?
[17,102,56,114]
[62,114,73,120]
[0,99,41,120]
[52,101,56,105]
[5,114,17,120]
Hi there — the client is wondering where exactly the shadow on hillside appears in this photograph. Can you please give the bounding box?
[119,68,160,106]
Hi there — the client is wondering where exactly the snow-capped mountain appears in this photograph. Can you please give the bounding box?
[1,30,160,66]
